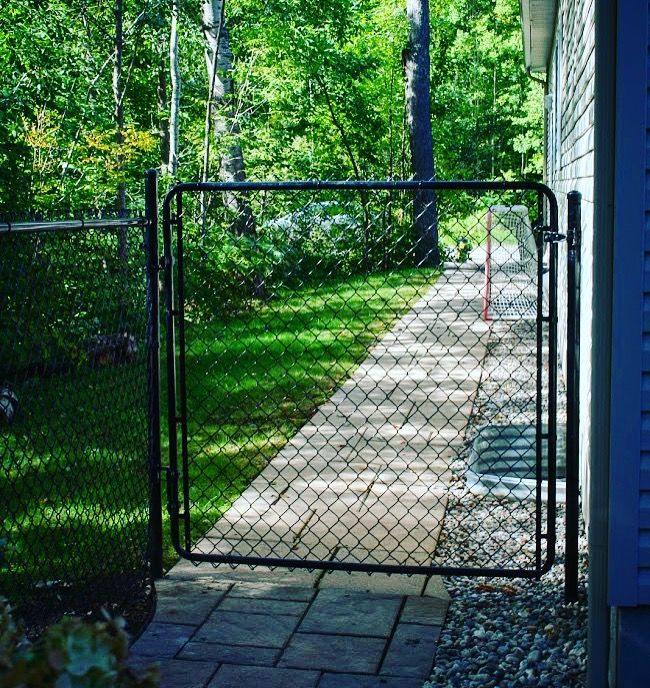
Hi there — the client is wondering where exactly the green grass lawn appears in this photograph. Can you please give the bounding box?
[0,267,438,590]
[0,361,151,606]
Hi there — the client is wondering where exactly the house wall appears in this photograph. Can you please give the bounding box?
[607,0,650,609]
[544,0,594,528]
[605,0,650,684]
[540,0,650,684]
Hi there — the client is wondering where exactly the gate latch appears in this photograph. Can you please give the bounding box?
[543,231,567,244]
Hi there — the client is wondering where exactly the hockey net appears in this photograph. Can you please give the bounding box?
[481,204,538,321]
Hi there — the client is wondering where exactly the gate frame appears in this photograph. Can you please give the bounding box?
[161,179,561,580]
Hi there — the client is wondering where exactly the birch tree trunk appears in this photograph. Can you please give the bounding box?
[113,0,128,292]
[167,0,181,175]
[158,57,170,167]
[113,0,126,216]
[201,0,255,239]
[404,0,439,267]
[200,0,223,231]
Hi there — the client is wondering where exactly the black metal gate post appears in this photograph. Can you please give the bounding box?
[565,190,582,603]
[145,168,164,579]
[540,193,561,579]
[162,188,183,558]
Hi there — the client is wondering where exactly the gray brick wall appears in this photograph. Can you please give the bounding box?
[545,0,594,528]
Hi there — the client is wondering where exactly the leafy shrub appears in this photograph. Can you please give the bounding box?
[183,226,285,321]
[0,228,146,380]
[260,200,364,279]
[0,598,159,687]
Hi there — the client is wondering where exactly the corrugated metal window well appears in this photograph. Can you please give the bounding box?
[467,424,566,502]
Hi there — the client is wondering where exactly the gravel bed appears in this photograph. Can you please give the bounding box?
[425,319,587,688]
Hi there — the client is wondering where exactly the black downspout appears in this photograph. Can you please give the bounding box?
[565,190,581,604]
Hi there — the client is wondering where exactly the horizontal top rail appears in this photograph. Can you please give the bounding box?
[164,178,555,199]
[164,179,559,229]
[0,216,148,236]
[167,178,553,193]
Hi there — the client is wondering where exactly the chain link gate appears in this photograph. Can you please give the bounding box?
[162,180,560,579]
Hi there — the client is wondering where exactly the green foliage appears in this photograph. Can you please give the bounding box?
[0,0,163,212]
[183,227,286,320]
[0,599,159,687]
[230,0,408,180]
[0,0,542,217]
[429,0,544,180]
[0,229,146,376]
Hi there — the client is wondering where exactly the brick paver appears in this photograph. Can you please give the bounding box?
[131,622,195,658]
[179,641,280,666]
[278,633,387,673]
[298,589,401,637]
[194,610,298,648]
[208,665,320,688]
[380,623,441,678]
[318,674,422,688]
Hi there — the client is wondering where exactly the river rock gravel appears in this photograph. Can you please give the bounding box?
[425,506,587,688]
[424,319,587,687]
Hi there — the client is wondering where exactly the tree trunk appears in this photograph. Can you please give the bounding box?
[167,0,181,175]
[201,0,262,297]
[113,0,126,216]
[113,0,128,287]
[491,65,496,178]
[201,0,255,237]
[200,0,224,233]
[404,0,439,267]
[158,57,170,167]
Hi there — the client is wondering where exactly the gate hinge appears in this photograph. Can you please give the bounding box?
[544,232,567,243]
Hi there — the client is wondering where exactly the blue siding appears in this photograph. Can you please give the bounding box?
[616,607,650,686]
[608,0,649,606]
[641,3,650,604]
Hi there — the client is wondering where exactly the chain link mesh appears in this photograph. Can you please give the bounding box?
[0,217,154,632]
[166,183,558,576]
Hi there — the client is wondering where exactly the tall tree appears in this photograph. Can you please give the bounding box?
[201,0,254,237]
[167,0,181,175]
[113,0,126,215]
[200,0,223,230]
[113,0,129,290]
[404,0,439,266]
[158,56,170,168]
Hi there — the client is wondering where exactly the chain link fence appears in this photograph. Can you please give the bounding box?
[0,176,563,637]
[164,181,560,577]
[0,213,157,634]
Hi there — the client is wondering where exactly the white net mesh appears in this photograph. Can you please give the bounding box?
[482,205,537,321]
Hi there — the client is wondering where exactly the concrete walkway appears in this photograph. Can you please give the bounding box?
[131,267,488,687]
